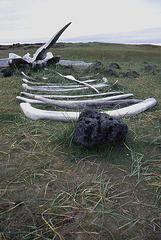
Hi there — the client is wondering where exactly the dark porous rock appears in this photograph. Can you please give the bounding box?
[123,71,139,78]
[91,60,103,72]
[1,69,13,77]
[1,69,7,73]
[109,62,120,69]
[95,60,102,66]
[144,64,156,71]
[72,109,128,148]
[104,68,115,76]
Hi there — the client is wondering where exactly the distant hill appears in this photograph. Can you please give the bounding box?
[61,27,161,45]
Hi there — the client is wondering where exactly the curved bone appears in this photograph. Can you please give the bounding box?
[20,98,157,121]
[16,96,138,108]
[16,96,44,104]
[34,94,135,108]
[22,83,109,92]
[56,72,100,93]
[21,72,37,80]
[22,78,81,87]
[57,60,92,67]
[79,73,99,79]
[20,102,80,121]
[17,95,138,108]
[21,91,124,99]
[109,79,118,88]
[21,72,100,83]
[84,79,102,83]
[22,78,106,85]
[22,78,104,87]
[106,98,157,118]
[33,22,71,61]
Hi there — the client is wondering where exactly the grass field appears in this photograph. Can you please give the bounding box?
[0,42,161,240]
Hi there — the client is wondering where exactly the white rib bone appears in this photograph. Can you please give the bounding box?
[20,102,80,121]
[17,95,139,108]
[23,78,107,85]
[20,98,157,121]
[22,83,109,92]
[57,60,92,67]
[106,98,157,118]
[56,72,100,93]
[21,72,37,80]
[21,72,100,83]
[22,78,104,87]
[16,96,44,104]
[21,91,124,99]
[84,79,99,83]
[34,94,135,108]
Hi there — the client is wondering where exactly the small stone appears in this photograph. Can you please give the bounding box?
[104,68,115,76]
[95,60,102,66]
[91,60,103,72]
[124,71,139,78]
[2,69,13,77]
[109,63,120,69]
[144,64,156,71]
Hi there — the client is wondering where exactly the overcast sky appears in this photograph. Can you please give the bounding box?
[1,0,161,44]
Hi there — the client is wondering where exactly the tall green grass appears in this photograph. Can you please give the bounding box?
[0,42,161,239]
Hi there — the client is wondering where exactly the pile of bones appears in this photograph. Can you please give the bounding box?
[15,23,157,121]
[17,71,157,121]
